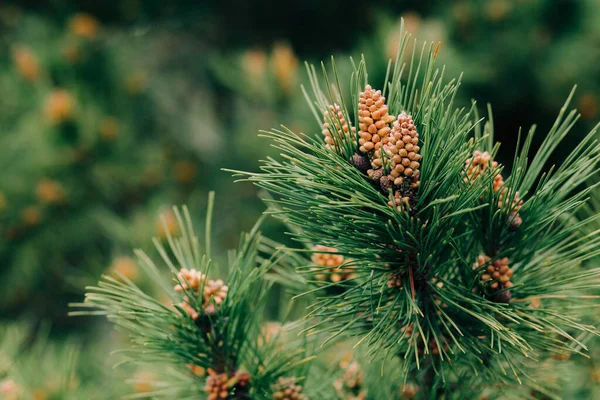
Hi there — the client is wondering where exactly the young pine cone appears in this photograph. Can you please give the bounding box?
[174,268,228,318]
[45,89,75,125]
[388,190,410,212]
[272,377,306,400]
[497,185,524,229]
[378,112,421,189]
[203,279,229,315]
[464,150,498,182]
[179,300,200,320]
[334,361,366,400]
[174,268,207,292]
[387,272,404,289]
[465,151,523,229]
[401,384,420,400]
[12,46,40,82]
[204,370,230,400]
[473,255,514,292]
[341,361,363,390]
[358,85,395,154]
[311,245,356,283]
[322,104,355,153]
[36,178,66,204]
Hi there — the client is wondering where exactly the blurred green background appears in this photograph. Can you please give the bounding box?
[0,0,599,398]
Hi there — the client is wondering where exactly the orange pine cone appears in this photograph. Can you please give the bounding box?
[358,85,395,154]
[322,104,355,153]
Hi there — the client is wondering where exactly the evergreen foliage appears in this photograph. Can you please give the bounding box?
[72,197,324,399]
[231,23,600,397]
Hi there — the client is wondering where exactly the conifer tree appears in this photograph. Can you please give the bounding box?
[72,197,329,399]
[76,24,600,399]
[233,24,600,398]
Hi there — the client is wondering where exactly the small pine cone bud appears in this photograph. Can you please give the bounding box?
[271,42,299,95]
[473,255,514,298]
[401,383,419,400]
[156,210,179,239]
[204,369,230,400]
[45,89,75,125]
[272,377,306,400]
[69,13,100,39]
[492,174,504,193]
[357,85,395,154]
[351,153,371,174]
[235,371,251,387]
[187,364,206,376]
[402,324,414,338]
[342,361,363,390]
[174,268,207,292]
[428,337,449,356]
[311,245,356,283]
[109,256,139,281]
[463,150,498,183]
[388,191,410,212]
[498,187,523,227]
[36,178,66,204]
[384,112,421,189]
[178,300,200,320]
[379,176,393,193]
[509,213,523,231]
[203,279,229,314]
[12,46,40,82]
[322,104,356,153]
[387,273,403,289]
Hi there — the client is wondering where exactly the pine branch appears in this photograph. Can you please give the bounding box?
[230,21,600,393]
[71,196,320,399]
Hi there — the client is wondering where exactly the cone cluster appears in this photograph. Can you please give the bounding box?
[36,179,65,204]
[401,384,420,400]
[108,256,139,281]
[473,255,514,291]
[373,112,421,189]
[272,377,306,400]
[322,104,355,153]
[352,86,422,213]
[464,150,523,229]
[12,46,40,82]
[387,190,411,213]
[202,279,229,315]
[45,89,75,125]
[334,361,366,400]
[497,184,523,229]
[358,85,395,154]
[464,150,497,182]
[311,245,356,283]
[204,370,230,400]
[173,268,229,319]
[387,272,404,289]
[156,211,179,239]
[69,13,100,39]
